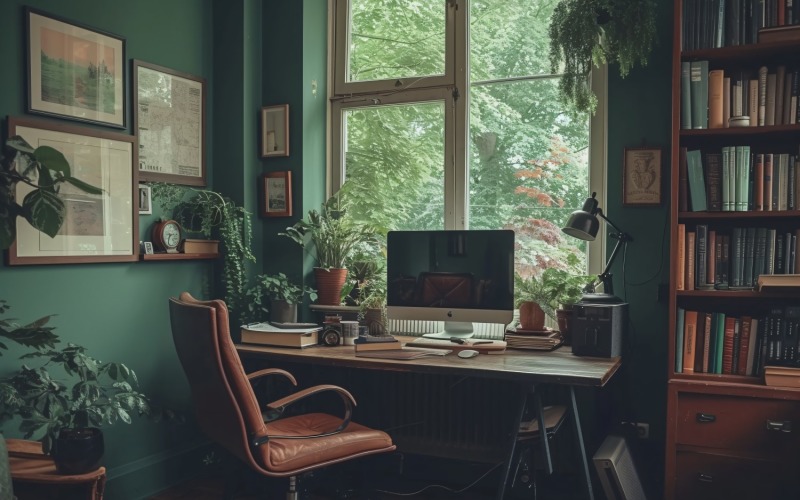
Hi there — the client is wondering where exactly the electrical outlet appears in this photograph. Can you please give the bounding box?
[634,422,649,439]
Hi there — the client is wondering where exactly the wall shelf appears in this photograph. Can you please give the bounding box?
[141,253,219,261]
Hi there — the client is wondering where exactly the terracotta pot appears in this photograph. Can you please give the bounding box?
[270,299,297,323]
[518,301,546,331]
[314,268,348,306]
[556,308,574,345]
[52,427,104,475]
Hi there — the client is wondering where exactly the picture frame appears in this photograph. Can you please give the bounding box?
[133,60,206,186]
[26,8,126,128]
[138,185,152,215]
[260,171,292,217]
[623,147,662,206]
[8,116,138,265]
[261,105,289,157]
[143,241,154,254]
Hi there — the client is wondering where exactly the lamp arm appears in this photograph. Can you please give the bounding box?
[592,210,633,296]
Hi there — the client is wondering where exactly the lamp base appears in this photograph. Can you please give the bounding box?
[580,293,623,304]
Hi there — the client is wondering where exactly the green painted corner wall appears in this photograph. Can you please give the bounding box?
[0,1,216,498]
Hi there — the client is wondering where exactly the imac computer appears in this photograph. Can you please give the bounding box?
[386,229,514,340]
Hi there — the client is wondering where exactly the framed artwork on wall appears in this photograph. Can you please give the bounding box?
[8,117,138,265]
[261,105,289,157]
[260,171,292,217]
[623,147,662,206]
[133,59,206,186]
[138,185,152,215]
[26,8,126,128]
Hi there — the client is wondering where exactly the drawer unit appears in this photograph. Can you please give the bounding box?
[675,393,800,455]
[675,451,796,500]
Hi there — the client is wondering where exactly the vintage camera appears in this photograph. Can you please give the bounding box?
[321,315,343,346]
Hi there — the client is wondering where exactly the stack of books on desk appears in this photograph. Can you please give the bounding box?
[353,334,402,352]
[504,331,563,351]
[240,323,321,348]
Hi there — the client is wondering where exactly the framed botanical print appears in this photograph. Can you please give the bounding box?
[623,147,662,206]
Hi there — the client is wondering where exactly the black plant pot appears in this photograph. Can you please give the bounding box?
[52,427,104,475]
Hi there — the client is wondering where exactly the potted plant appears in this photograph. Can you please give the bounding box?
[247,273,318,323]
[281,190,377,305]
[515,268,593,337]
[0,303,174,474]
[150,183,256,323]
[1,136,102,250]
[548,0,657,114]
[356,272,388,335]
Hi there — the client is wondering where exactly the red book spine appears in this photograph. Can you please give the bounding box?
[722,316,736,374]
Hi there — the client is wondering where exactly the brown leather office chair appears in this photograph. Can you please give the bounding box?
[168,292,395,499]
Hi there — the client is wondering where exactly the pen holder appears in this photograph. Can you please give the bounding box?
[340,321,359,345]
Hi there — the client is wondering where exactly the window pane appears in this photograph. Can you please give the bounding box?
[468,78,590,277]
[347,0,446,83]
[342,102,446,231]
[470,0,559,81]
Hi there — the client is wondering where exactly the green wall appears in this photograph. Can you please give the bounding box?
[0,1,217,498]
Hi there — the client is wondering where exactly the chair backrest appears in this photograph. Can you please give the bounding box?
[168,293,269,470]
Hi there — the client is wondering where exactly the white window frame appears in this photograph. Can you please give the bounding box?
[328,0,608,274]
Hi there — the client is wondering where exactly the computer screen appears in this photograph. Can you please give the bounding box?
[386,230,515,339]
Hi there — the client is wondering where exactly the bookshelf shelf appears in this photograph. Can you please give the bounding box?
[668,1,800,496]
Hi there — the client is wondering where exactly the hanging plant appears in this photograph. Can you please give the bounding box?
[549,0,657,114]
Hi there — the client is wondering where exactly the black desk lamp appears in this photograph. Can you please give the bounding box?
[562,192,633,303]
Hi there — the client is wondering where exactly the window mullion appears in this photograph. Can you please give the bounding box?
[450,0,468,230]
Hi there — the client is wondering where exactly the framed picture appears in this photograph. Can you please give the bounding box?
[8,116,138,265]
[26,8,126,128]
[142,241,154,254]
[138,185,152,215]
[623,147,662,206]
[261,105,289,157]
[260,171,292,217]
[134,60,206,186]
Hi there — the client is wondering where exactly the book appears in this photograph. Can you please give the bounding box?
[683,310,698,373]
[686,150,708,211]
[678,148,690,212]
[758,24,800,43]
[723,76,731,127]
[722,316,736,374]
[696,224,709,287]
[182,239,219,254]
[708,69,725,128]
[754,154,764,210]
[702,312,712,373]
[775,66,786,125]
[764,365,800,387]
[746,318,759,376]
[354,340,403,351]
[766,72,777,126]
[686,231,696,290]
[715,312,726,374]
[708,230,716,286]
[240,323,322,348]
[704,153,723,211]
[690,61,709,129]
[681,62,693,129]
[676,307,685,373]
[695,312,707,373]
[354,349,451,360]
[757,273,800,291]
[758,65,768,126]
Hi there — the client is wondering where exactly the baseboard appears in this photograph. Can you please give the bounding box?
[103,438,215,500]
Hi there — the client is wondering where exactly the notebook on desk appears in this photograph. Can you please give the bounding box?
[355,348,452,360]
[404,337,507,354]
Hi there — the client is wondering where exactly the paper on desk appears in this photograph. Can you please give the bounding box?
[241,322,321,334]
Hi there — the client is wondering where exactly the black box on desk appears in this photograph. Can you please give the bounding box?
[571,302,627,357]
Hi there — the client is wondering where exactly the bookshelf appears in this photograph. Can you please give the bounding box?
[667,1,800,498]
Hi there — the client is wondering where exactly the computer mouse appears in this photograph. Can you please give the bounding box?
[458,349,479,359]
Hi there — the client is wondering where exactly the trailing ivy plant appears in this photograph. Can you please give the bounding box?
[549,0,657,114]
[149,183,255,322]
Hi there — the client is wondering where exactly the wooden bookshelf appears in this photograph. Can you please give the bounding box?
[667,1,800,497]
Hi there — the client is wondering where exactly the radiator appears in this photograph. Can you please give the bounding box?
[388,313,528,341]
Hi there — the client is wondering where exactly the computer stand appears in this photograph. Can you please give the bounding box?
[422,321,474,340]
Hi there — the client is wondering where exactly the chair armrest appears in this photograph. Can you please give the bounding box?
[6,439,45,459]
[260,385,356,440]
[247,368,297,386]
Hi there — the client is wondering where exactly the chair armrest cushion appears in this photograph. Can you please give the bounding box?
[247,368,297,386]
[267,384,356,410]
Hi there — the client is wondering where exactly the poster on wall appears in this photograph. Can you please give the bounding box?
[133,59,206,186]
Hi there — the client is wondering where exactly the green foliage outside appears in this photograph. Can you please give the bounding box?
[341,0,589,282]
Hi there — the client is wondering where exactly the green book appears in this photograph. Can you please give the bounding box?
[690,60,709,129]
[715,312,726,374]
[686,150,708,211]
[681,62,693,129]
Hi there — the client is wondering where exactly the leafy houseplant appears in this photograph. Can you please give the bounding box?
[247,273,318,323]
[281,190,378,305]
[1,136,102,250]
[515,267,593,335]
[548,0,657,114]
[150,183,255,322]
[0,303,172,473]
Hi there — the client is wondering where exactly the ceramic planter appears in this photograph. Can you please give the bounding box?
[270,299,297,323]
[314,268,348,306]
[52,427,104,475]
[518,301,546,331]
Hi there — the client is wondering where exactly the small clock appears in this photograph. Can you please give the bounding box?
[152,219,182,253]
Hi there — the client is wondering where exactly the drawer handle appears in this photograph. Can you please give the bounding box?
[766,420,792,433]
[698,473,713,483]
[696,413,716,423]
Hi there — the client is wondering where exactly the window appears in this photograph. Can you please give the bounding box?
[330,0,606,277]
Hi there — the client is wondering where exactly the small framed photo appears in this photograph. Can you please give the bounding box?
[143,241,154,254]
[26,8,126,128]
[260,171,292,217]
[138,185,152,215]
[623,147,662,206]
[261,105,289,157]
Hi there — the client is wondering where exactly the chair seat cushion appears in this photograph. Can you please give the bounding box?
[260,413,393,473]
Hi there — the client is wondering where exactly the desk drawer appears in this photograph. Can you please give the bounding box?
[675,451,794,500]
[675,393,800,452]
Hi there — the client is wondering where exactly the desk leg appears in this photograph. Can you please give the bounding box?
[533,390,553,475]
[568,386,594,500]
[496,383,527,500]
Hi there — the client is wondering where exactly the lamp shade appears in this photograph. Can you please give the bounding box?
[562,210,599,241]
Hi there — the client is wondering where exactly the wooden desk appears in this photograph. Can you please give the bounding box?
[237,338,621,499]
